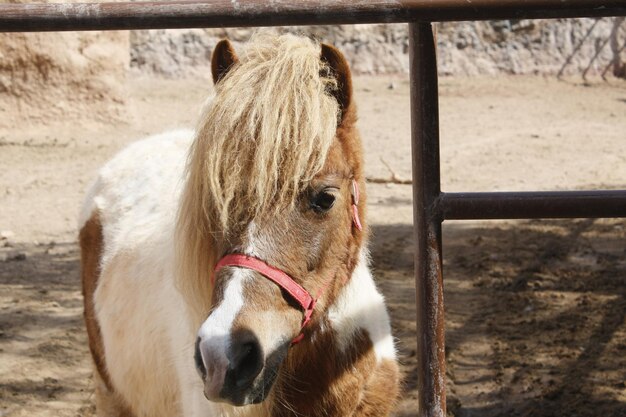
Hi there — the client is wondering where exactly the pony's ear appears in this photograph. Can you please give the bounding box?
[320,43,353,121]
[211,39,239,84]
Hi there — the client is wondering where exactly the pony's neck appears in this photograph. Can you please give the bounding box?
[270,250,395,416]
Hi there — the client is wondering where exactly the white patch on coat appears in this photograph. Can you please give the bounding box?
[84,130,195,416]
[239,222,299,355]
[327,250,396,362]
[82,129,271,417]
[197,268,250,370]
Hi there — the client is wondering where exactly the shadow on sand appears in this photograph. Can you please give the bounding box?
[371,219,625,417]
[1,219,624,416]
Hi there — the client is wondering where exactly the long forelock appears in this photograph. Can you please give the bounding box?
[194,33,341,234]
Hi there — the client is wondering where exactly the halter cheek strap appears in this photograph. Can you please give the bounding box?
[351,179,362,231]
[211,180,362,345]
[213,254,316,344]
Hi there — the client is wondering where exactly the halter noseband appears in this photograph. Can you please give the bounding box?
[211,180,362,345]
[213,254,316,344]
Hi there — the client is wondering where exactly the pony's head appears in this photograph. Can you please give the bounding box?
[176,33,365,406]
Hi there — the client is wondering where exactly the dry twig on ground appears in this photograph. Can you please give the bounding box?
[366,157,412,185]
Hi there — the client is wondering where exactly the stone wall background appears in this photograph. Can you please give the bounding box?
[1,16,624,129]
[130,18,625,77]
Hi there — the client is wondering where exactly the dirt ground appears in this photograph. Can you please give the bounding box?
[1,75,625,417]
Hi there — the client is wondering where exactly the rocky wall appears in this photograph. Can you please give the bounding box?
[130,18,625,78]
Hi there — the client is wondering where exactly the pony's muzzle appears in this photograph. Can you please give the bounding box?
[195,330,264,405]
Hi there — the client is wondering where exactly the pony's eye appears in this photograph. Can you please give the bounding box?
[310,191,336,213]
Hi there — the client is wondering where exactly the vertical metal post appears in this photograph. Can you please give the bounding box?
[409,22,446,417]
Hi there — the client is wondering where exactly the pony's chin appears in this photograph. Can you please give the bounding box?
[220,371,276,407]
[203,394,262,407]
[206,381,272,407]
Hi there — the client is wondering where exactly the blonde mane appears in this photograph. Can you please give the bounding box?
[176,33,341,320]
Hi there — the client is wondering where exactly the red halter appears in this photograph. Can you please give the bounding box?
[211,180,362,345]
[214,254,316,344]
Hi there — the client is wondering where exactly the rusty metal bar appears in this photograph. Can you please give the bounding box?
[1,0,625,32]
[441,190,626,220]
[410,22,446,417]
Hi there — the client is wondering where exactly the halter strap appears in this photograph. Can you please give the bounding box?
[214,254,315,314]
[213,254,317,344]
[211,180,362,345]
[351,179,363,231]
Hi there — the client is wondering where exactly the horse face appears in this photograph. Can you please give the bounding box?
[192,38,361,407]
[195,153,362,405]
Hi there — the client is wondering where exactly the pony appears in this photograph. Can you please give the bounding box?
[79,33,400,417]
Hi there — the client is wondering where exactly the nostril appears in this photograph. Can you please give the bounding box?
[194,337,207,379]
[228,335,263,389]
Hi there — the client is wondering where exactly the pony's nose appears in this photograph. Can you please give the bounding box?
[195,330,264,404]
[224,332,263,391]
[195,336,229,400]
[194,337,207,379]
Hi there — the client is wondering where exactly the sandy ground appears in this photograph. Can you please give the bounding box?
[1,75,625,417]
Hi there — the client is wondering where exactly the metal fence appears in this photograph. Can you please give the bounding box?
[2,1,625,416]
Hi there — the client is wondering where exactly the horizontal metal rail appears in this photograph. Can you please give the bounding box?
[1,0,625,32]
[441,190,626,220]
